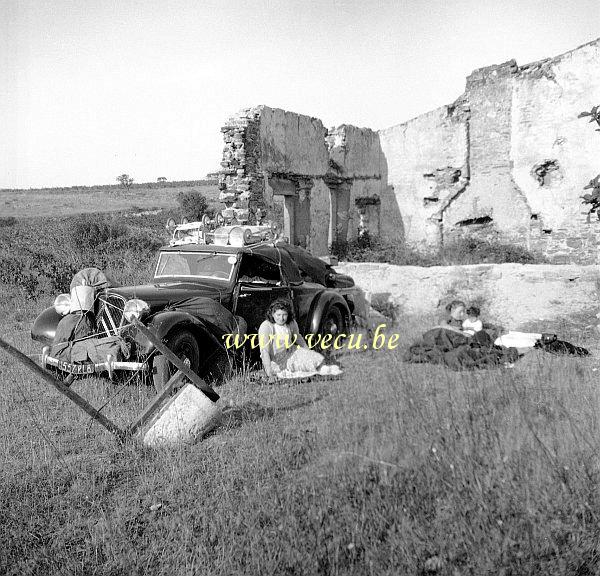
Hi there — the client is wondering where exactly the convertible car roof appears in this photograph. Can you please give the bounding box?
[160,241,332,285]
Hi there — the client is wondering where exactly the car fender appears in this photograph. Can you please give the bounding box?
[31,306,62,345]
[307,291,351,335]
[138,310,224,355]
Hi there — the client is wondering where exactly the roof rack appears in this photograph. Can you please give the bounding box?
[166,215,281,247]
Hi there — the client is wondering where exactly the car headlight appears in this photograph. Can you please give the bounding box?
[54,293,71,316]
[123,299,150,323]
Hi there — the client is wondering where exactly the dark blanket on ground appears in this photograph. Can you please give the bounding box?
[534,339,590,356]
[404,327,519,370]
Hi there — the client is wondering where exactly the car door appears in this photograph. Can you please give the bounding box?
[233,254,291,333]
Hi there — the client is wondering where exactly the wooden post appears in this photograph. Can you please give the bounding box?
[0,336,125,440]
[132,320,220,402]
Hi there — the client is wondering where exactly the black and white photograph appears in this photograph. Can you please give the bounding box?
[2,0,600,573]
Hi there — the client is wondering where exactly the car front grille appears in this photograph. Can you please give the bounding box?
[97,294,126,336]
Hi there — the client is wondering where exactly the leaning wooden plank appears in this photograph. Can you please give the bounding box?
[132,320,220,402]
[126,370,185,437]
[0,336,125,439]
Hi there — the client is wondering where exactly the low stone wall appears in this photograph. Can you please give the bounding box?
[335,262,600,328]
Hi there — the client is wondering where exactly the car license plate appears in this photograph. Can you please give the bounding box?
[57,361,96,375]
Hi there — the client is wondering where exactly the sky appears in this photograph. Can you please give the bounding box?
[1,0,599,189]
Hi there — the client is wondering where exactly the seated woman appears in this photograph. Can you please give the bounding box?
[258,298,327,378]
[445,300,493,345]
[445,300,467,331]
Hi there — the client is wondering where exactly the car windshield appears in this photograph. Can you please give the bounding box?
[154,251,236,282]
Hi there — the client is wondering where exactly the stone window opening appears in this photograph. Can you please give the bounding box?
[423,167,462,206]
[542,228,552,235]
[530,213,539,221]
[456,216,493,227]
[355,196,381,238]
[532,160,560,187]
[424,168,461,184]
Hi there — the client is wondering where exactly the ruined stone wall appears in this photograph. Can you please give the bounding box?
[257,107,329,177]
[219,106,384,254]
[378,105,469,245]
[220,106,329,219]
[217,38,599,261]
[327,125,383,179]
[511,40,600,263]
[443,61,532,243]
[377,37,600,262]
[326,125,387,242]
[336,261,600,328]
[220,108,263,219]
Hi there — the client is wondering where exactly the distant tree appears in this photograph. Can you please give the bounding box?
[116,174,134,189]
[157,176,167,183]
[579,106,600,219]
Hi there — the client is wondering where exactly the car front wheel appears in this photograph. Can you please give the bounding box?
[152,328,200,392]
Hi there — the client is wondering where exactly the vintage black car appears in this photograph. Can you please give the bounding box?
[31,228,362,383]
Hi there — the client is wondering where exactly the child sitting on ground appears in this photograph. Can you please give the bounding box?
[462,306,483,336]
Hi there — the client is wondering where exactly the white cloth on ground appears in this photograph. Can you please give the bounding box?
[494,331,542,349]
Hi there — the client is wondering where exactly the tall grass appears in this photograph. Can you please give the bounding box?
[1,306,599,574]
[1,214,599,574]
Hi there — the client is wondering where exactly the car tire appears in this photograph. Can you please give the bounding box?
[319,305,346,337]
[153,329,200,392]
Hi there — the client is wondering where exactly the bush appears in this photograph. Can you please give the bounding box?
[0,248,80,298]
[331,232,439,266]
[0,216,17,227]
[0,214,168,297]
[177,190,209,221]
[331,233,544,266]
[68,214,130,254]
[440,236,542,265]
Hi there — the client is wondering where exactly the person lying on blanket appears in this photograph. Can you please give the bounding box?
[258,298,326,380]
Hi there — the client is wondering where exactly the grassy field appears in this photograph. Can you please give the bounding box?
[2,212,600,574]
[0,181,220,219]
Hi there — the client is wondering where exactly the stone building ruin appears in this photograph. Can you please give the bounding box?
[218,107,388,256]
[218,37,600,263]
